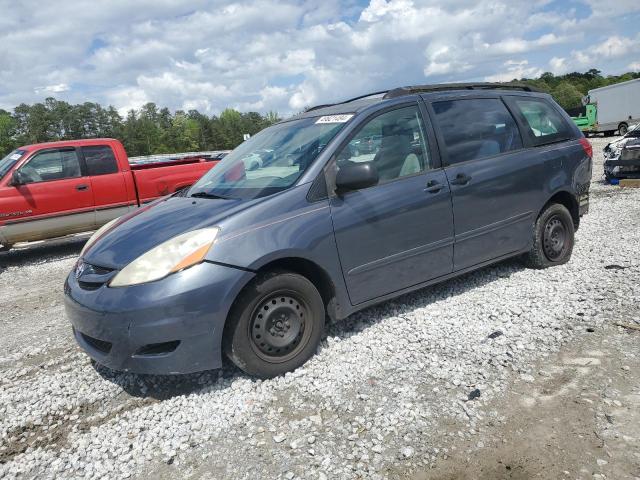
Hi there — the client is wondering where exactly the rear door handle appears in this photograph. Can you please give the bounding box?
[76,184,89,191]
[424,181,443,193]
[450,173,471,186]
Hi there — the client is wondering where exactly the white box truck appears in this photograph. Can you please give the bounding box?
[584,78,640,136]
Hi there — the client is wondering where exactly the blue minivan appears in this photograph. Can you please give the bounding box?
[65,83,592,378]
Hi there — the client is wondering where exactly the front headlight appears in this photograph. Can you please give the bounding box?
[109,227,220,287]
[81,218,120,256]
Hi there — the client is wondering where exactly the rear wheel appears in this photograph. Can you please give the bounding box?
[525,203,575,269]
[618,123,629,136]
[223,271,325,378]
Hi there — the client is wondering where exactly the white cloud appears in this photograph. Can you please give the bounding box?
[549,57,568,75]
[629,61,640,71]
[34,84,70,94]
[0,0,638,114]
[592,36,636,58]
[484,60,543,82]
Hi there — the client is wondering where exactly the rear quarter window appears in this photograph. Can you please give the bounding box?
[431,98,523,165]
[506,96,574,146]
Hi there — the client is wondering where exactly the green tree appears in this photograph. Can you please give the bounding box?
[551,82,584,110]
[0,110,16,154]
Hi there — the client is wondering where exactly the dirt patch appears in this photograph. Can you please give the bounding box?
[413,325,640,480]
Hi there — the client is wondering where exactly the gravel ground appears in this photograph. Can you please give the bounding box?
[1,136,639,479]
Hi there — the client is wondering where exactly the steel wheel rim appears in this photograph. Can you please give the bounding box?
[543,215,567,260]
[249,291,311,363]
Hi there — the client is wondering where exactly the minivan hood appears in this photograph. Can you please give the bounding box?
[84,195,257,268]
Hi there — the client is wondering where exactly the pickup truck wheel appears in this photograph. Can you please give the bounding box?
[618,123,628,136]
[525,203,575,269]
[223,271,325,378]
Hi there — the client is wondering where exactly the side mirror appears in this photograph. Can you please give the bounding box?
[10,170,25,186]
[335,162,379,193]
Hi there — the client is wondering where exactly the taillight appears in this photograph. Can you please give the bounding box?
[579,137,593,159]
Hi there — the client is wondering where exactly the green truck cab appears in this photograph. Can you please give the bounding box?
[570,104,597,132]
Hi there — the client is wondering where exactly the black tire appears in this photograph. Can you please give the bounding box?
[618,123,628,136]
[525,203,575,269]
[223,270,325,378]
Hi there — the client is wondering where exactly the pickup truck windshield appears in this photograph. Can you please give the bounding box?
[189,116,348,200]
[0,150,27,180]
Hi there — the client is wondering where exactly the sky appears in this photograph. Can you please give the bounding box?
[0,0,638,116]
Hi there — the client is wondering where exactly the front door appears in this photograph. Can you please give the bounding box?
[1,147,95,244]
[329,104,454,305]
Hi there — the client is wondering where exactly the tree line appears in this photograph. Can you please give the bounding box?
[0,99,280,157]
[521,68,640,110]
[1,68,639,158]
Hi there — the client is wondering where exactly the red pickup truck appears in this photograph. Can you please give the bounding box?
[0,138,219,251]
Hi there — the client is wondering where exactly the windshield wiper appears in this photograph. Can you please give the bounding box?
[190,191,231,200]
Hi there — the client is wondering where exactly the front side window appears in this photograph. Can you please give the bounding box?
[432,98,522,165]
[189,116,348,200]
[82,145,118,176]
[510,97,573,144]
[336,105,430,184]
[18,149,82,184]
[0,149,27,180]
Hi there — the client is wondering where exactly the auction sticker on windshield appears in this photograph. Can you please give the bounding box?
[315,114,354,124]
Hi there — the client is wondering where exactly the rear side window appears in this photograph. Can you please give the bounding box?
[82,146,118,176]
[509,97,573,145]
[432,98,522,165]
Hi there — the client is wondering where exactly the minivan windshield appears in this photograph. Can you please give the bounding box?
[189,116,349,200]
[0,150,27,180]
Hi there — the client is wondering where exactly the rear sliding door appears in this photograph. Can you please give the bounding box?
[427,96,542,270]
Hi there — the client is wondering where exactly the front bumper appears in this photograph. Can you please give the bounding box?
[604,158,640,179]
[64,261,254,374]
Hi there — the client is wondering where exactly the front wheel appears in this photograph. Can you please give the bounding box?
[223,271,325,378]
[525,203,575,269]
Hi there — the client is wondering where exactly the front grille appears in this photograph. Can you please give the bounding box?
[81,333,113,354]
[76,262,116,290]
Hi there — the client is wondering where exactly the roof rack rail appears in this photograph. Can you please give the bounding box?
[383,82,542,99]
[305,90,389,113]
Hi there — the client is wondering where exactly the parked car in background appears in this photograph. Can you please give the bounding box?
[603,122,640,163]
[604,138,640,181]
[128,150,230,167]
[241,149,275,170]
[0,139,219,251]
[65,83,592,379]
[351,134,382,156]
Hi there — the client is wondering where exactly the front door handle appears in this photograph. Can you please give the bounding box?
[450,173,471,186]
[76,184,89,191]
[424,181,443,193]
